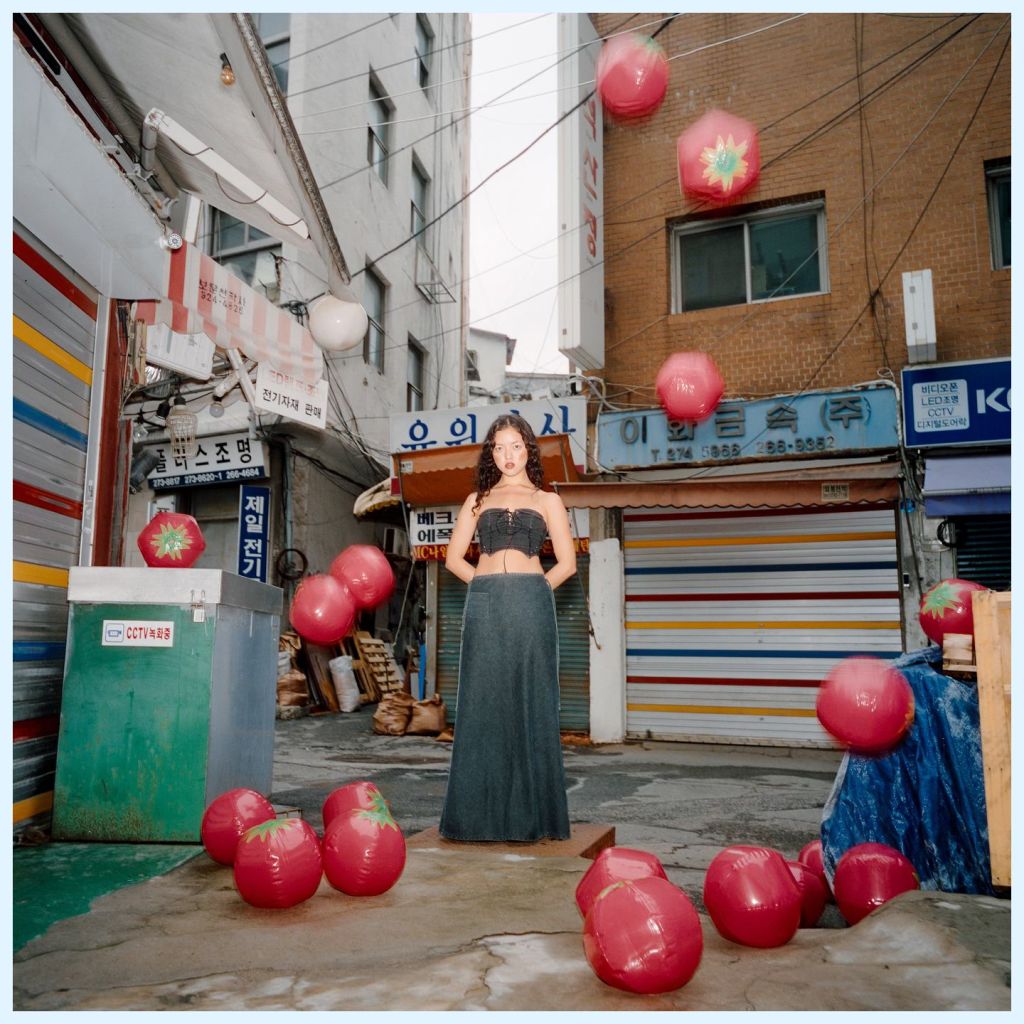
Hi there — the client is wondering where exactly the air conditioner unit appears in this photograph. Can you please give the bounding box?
[902,269,937,364]
[382,527,410,558]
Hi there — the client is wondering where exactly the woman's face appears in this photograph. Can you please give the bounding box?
[491,427,529,480]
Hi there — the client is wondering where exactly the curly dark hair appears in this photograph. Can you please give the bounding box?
[472,413,544,512]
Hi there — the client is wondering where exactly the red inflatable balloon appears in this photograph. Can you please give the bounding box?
[201,788,276,865]
[786,860,827,928]
[797,838,833,902]
[136,511,206,568]
[575,846,668,918]
[322,780,382,831]
[918,578,988,644]
[655,351,725,422]
[816,656,914,754]
[703,846,802,948]
[833,842,919,925]
[289,573,357,645]
[233,818,323,909]
[583,876,703,994]
[678,108,761,202]
[322,791,406,897]
[330,545,395,609]
[595,33,669,120]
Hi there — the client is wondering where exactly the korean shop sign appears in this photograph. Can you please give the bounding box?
[237,485,271,583]
[255,362,328,430]
[901,358,1010,448]
[597,385,898,469]
[147,431,268,490]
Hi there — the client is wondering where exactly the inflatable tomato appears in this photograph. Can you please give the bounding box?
[322,790,406,897]
[786,860,827,927]
[816,656,914,754]
[797,838,833,902]
[595,33,669,120]
[322,780,383,830]
[678,109,761,202]
[834,842,919,925]
[655,351,725,422]
[233,818,323,909]
[703,845,802,948]
[329,545,395,609]
[136,511,206,568]
[201,788,276,865]
[289,573,357,645]
[575,846,668,918]
[583,876,702,994]
[919,578,987,644]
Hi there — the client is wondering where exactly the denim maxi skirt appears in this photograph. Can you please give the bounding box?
[439,573,571,842]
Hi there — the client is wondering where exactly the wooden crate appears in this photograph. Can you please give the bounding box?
[972,590,1011,888]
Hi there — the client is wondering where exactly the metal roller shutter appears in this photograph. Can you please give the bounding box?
[13,224,100,833]
[952,515,1011,591]
[623,504,903,747]
[437,556,591,731]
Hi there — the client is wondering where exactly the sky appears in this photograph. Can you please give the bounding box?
[468,13,566,375]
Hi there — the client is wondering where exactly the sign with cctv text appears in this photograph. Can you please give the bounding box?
[901,358,1010,448]
[101,620,175,647]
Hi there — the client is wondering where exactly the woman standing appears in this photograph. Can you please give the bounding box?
[439,414,575,842]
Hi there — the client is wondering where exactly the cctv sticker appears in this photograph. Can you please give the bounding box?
[102,620,175,647]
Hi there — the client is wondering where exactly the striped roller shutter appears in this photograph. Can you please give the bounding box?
[953,515,1010,591]
[437,556,591,731]
[623,504,903,747]
[13,224,100,833]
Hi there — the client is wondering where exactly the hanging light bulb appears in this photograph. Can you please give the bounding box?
[132,413,149,444]
[209,396,225,419]
[219,52,236,87]
[165,396,199,459]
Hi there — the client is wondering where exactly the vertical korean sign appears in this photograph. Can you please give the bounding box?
[237,485,271,583]
[557,14,604,371]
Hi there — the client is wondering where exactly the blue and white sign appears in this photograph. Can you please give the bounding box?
[901,358,1010,448]
[148,431,268,490]
[237,485,271,583]
[598,385,899,470]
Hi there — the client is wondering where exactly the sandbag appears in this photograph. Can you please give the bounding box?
[372,691,415,735]
[406,694,447,736]
[820,646,995,895]
[276,669,309,707]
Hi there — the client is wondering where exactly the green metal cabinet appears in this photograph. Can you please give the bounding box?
[52,568,282,842]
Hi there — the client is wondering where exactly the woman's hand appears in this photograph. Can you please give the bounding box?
[444,493,479,584]
[542,490,577,590]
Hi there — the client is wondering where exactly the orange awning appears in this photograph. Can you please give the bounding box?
[553,461,901,510]
[394,433,581,508]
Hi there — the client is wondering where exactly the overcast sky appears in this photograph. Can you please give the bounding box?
[468,13,566,375]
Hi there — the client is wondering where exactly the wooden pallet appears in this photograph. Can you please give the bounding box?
[973,590,1011,888]
[345,631,403,702]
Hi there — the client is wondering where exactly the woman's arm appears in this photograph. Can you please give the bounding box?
[543,490,577,590]
[444,493,480,584]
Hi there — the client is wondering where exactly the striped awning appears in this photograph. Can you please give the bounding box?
[133,240,323,384]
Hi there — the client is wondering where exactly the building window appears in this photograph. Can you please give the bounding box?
[407,337,426,411]
[253,13,290,93]
[672,201,827,312]
[367,77,393,185]
[986,162,1010,269]
[465,349,480,382]
[210,209,281,300]
[414,15,434,90]
[411,158,429,238]
[363,267,386,372]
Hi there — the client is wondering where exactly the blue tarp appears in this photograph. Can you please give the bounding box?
[820,646,995,896]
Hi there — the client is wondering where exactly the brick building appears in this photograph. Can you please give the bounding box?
[556,12,1010,746]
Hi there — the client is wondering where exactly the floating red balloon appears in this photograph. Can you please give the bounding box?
[289,573,357,645]
[322,780,382,831]
[918,578,988,645]
[233,818,323,909]
[583,876,703,994]
[677,109,761,202]
[797,838,833,902]
[816,656,914,754]
[786,860,827,928]
[201,788,276,865]
[833,842,919,925]
[322,791,406,897]
[575,846,668,918]
[136,511,206,568]
[655,351,725,422]
[703,846,802,948]
[330,545,395,609]
[595,32,669,120]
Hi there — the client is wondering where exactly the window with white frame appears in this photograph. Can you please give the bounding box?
[253,13,290,93]
[672,201,827,313]
[411,158,429,238]
[414,15,434,90]
[367,77,393,185]
[210,209,281,300]
[363,267,386,372]
[986,161,1010,269]
[407,337,426,411]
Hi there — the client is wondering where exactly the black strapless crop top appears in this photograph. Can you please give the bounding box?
[477,507,547,557]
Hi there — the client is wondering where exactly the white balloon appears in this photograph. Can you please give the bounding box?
[308,295,369,352]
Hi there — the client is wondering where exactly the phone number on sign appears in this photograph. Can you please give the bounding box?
[156,467,266,487]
